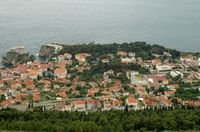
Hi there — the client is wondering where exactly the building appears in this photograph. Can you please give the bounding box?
[0,80,4,87]
[86,99,101,110]
[121,57,136,64]
[87,88,99,97]
[128,52,135,57]
[126,97,138,110]
[101,59,110,63]
[54,68,67,79]
[146,75,169,85]
[72,100,86,111]
[75,53,91,63]
[46,44,63,54]
[131,71,148,85]
[9,46,26,54]
[57,53,72,62]
[103,74,111,83]
[118,51,128,57]
[156,65,172,74]
[111,99,125,110]
[64,53,72,60]
[198,58,200,66]
[170,71,183,78]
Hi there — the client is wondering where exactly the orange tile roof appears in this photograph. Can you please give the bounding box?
[166,91,175,95]
[0,90,7,95]
[144,99,158,106]
[87,99,101,104]
[169,84,180,89]
[127,97,137,104]
[54,68,67,73]
[32,94,40,101]
[57,92,67,98]
[73,100,85,105]
[64,52,72,57]
[112,100,123,106]
[0,100,11,106]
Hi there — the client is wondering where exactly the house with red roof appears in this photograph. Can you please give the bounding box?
[0,90,7,97]
[0,100,11,107]
[56,92,67,99]
[20,69,29,79]
[54,68,67,79]
[194,101,200,107]
[163,99,172,107]
[102,101,112,111]
[87,88,99,97]
[21,100,29,105]
[7,80,22,89]
[101,95,111,101]
[28,69,41,79]
[39,80,52,88]
[64,104,72,111]
[32,94,41,102]
[56,102,72,112]
[55,62,66,69]
[143,99,158,109]
[111,99,125,110]
[126,96,138,110]
[118,51,128,57]
[20,88,27,93]
[152,59,162,66]
[15,93,27,99]
[86,99,101,111]
[168,84,179,90]
[26,81,35,89]
[165,90,175,97]
[72,100,86,111]
[8,97,21,104]
[0,80,4,87]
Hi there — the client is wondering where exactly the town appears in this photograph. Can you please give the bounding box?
[0,43,200,112]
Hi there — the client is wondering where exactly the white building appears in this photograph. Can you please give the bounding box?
[121,57,136,64]
[170,71,183,78]
[156,65,172,74]
[198,58,200,66]
[128,52,136,57]
[131,71,148,85]
[47,44,63,54]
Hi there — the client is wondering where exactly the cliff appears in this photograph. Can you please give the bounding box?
[39,44,63,60]
[2,47,34,66]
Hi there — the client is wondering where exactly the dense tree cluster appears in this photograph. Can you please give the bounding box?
[59,42,180,60]
[175,82,200,100]
[78,62,149,82]
[0,108,199,131]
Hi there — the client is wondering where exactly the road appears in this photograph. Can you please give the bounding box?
[8,96,95,111]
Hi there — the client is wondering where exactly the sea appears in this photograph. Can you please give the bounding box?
[0,0,200,59]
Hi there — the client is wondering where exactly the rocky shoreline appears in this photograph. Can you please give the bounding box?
[1,44,63,67]
[1,42,199,68]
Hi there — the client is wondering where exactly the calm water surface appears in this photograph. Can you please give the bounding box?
[0,0,200,57]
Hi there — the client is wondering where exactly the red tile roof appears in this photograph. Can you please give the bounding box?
[112,100,123,106]
[73,100,85,105]
[87,99,101,104]
[127,97,137,104]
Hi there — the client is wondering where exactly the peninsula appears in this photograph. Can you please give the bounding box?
[0,42,200,131]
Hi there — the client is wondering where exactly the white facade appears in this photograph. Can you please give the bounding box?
[170,71,183,78]
[198,58,200,66]
[156,65,172,74]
